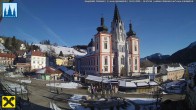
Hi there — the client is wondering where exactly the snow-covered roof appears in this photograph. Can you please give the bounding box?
[148,81,158,86]
[119,80,126,87]
[36,67,62,74]
[58,66,68,73]
[136,82,149,87]
[65,70,75,76]
[126,82,137,87]
[166,64,184,72]
[86,75,118,83]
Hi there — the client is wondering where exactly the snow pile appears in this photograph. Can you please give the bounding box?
[126,98,157,104]
[46,82,81,89]
[35,44,87,56]
[50,102,61,110]
[69,102,81,110]
[20,79,32,84]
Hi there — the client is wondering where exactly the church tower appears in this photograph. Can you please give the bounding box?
[94,17,113,75]
[126,21,140,74]
[111,5,127,76]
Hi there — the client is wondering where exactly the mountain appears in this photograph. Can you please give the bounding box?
[142,41,196,65]
[35,44,87,56]
[169,41,196,65]
[142,53,170,64]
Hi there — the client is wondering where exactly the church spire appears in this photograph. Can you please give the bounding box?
[97,17,108,33]
[113,4,121,22]
[127,21,136,37]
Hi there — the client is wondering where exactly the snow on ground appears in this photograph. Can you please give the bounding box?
[126,98,157,104]
[5,72,24,78]
[50,102,61,110]
[35,44,87,56]
[69,94,88,102]
[17,79,32,84]
[46,82,82,89]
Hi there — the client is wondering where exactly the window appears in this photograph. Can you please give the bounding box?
[122,46,124,52]
[97,66,98,71]
[121,56,124,65]
[96,43,99,50]
[104,42,107,49]
[135,66,137,70]
[129,58,131,65]
[97,57,98,65]
[135,41,137,51]
[104,66,108,72]
[135,58,137,65]
[104,57,108,65]
[104,37,107,40]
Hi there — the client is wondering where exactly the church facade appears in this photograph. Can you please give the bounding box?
[76,5,140,76]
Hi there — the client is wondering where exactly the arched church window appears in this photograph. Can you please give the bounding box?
[121,56,124,65]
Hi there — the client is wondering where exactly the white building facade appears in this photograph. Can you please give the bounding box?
[27,51,48,70]
[76,5,140,76]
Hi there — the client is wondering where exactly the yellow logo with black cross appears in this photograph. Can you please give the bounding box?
[2,96,16,108]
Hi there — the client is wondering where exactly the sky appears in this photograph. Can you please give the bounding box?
[0,0,196,58]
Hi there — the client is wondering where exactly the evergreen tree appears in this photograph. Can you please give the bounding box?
[11,36,16,51]
[59,51,63,57]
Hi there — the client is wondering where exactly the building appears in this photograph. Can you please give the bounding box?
[15,63,31,73]
[155,64,185,83]
[0,38,5,44]
[0,53,15,66]
[166,64,185,81]
[140,66,158,74]
[76,5,140,76]
[186,62,196,110]
[19,44,26,50]
[26,50,48,70]
[56,57,68,66]
[35,66,62,80]
[58,66,79,81]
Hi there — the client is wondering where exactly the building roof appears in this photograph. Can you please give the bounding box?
[65,69,75,76]
[166,64,184,72]
[15,50,26,55]
[0,53,15,58]
[31,51,45,57]
[86,75,118,84]
[88,39,94,47]
[113,4,121,22]
[58,66,68,73]
[126,21,136,37]
[36,66,62,74]
[135,82,149,87]
[96,17,108,33]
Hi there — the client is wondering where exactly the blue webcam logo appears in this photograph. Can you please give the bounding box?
[2,3,17,18]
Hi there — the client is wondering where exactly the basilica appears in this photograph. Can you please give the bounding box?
[76,5,140,76]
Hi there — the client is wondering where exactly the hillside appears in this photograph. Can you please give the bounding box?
[169,41,196,65]
[35,44,87,56]
[143,41,196,65]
